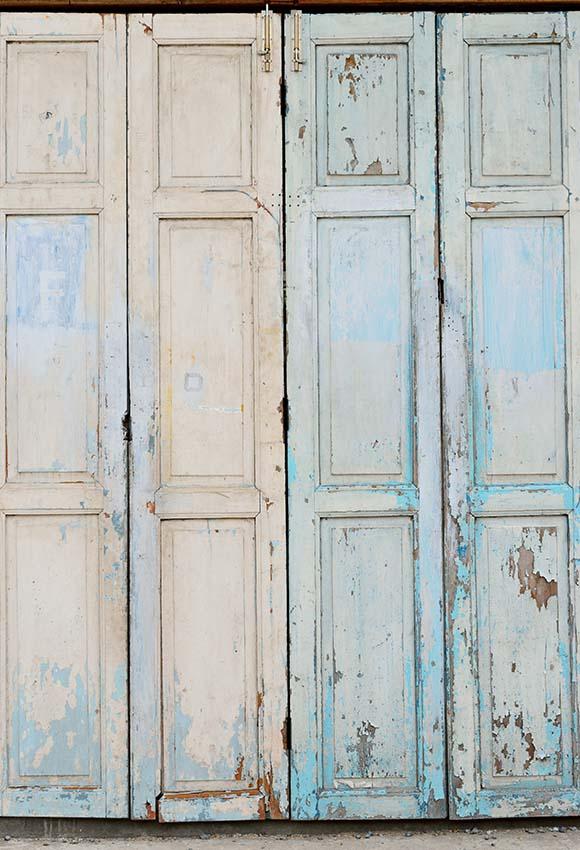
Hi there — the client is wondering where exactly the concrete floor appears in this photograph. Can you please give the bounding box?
[2,824,580,850]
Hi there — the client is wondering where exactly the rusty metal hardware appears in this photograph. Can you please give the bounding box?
[292,10,304,72]
[258,5,273,72]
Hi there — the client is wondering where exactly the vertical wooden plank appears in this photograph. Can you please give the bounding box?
[286,12,445,819]
[129,13,287,821]
[0,13,127,818]
[128,13,158,820]
[440,11,580,818]
[567,16,580,806]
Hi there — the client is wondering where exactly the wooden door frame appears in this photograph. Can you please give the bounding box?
[0,2,578,11]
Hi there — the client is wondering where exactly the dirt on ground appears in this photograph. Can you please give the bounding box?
[3,823,580,850]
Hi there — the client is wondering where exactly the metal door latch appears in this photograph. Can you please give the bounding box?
[259,5,273,72]
[292,10,304,72]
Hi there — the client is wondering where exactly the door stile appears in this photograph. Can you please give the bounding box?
[128,14,159,820]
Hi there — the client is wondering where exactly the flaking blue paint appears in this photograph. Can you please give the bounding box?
[15,671,92,778]
[111,510,125,538]
[172,673,246,784]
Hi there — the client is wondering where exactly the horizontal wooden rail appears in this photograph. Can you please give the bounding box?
[0,1,579,9]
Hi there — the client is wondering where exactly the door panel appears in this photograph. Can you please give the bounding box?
[440,12,580,818]
[286,12,445,819]
[0,13,127,817]
[129,13,287,822]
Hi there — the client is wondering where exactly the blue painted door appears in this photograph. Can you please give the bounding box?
[0,13,128,817]
[440,11,580,818]
[286,12,446,819]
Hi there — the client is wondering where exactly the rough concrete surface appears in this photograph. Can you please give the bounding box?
[2,824,580,850]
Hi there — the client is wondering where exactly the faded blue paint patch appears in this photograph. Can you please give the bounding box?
[111,511,124,538]
[79,114,87,146]
[38,662,72,690]
[86,428,97,459]
[291,744,319,819]
[480,218,564,374]
[325,219,404,344]
[172,673,246,783]
[15,670,91,778]
[9,217,91,330]
[112,664,125,703]
[58,517,82,544]
[287,445,298,485]
[57,117,73,163]
[473,217,565,482]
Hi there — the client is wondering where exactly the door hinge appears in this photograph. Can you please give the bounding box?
[279,395,289,435]
[258,5,273,72]
[122,410,132,443]
[291,10,304,72]
[438,276,445,305]
[282,715,291,751]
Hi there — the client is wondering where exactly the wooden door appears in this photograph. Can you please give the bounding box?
[440,11,580,818]
[285,12,446,819]
[0,13,128,817]
[129,13,287,822]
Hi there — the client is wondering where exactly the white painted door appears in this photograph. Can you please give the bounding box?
[128,13,288,822]
[0,13,128,817]
[286,13,446,819]
[440,12,580,818]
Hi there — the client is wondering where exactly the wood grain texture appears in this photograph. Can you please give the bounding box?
[440,10,580,820]
[0,12,128,819]
[0,1,577,8]
[286,12,445,821]
[128,12,287,823]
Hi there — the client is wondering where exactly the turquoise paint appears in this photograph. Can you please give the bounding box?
[291,744,319,819]
[396,489,419,512]
[287,445,298,485]
[470,483,573,511]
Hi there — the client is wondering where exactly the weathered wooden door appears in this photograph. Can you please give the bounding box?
[440,12,580,818]
[286,13,446,819]
[0,13,128,817]
[128,13,287,822]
